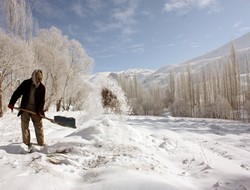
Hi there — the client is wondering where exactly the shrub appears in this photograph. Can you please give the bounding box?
[101,87,120,114]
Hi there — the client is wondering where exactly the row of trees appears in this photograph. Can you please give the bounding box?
[117,75,167,116]
[169,44,250,121]
[0,0,94,117]
[116,44,250,121]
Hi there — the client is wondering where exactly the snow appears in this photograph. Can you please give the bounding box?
[0,110,250,190]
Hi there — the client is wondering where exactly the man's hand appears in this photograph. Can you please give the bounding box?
[8,104,13,112]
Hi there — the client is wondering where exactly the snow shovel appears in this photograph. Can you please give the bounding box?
[13,107,76,128]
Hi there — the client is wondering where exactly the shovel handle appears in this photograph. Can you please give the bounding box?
[13,107,54,122]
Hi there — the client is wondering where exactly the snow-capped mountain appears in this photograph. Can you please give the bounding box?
[190,32,250,62]
[98,32,250,87]
[145,32,250,86]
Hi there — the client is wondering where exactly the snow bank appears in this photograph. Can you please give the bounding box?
[0,111,250,190]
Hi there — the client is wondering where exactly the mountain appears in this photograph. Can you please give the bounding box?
[146,32,250,86]
[95,32,250,87]
[190,31,250,62]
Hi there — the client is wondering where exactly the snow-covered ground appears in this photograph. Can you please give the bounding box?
[0,111,250,190]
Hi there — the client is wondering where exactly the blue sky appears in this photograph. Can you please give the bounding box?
[3,0,250,73]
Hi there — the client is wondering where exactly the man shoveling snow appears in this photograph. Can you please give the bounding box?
[8,69,46,148]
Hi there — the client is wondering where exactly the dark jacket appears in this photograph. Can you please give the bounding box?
[9,78,45,116]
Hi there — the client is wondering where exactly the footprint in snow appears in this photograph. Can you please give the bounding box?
[182,159,189,164]
[212,181,221,190]
[240,184,249,190]
[159,138,176,151]
[240,164,249,170]
[201,164,212,171]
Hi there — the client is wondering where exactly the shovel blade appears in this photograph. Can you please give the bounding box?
[54,116,76,128]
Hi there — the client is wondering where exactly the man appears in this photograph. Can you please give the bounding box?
[8,69,46,146]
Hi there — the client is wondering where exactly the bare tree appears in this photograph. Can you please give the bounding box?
[187,63,195,116]
[230,43,241,119]
[33,27,69,109]
[117,74,143,115]
[0,29,34,117]
[4,0,17,35]
[59,39,93,111]
[33,27,93,111]
[4,0,33,40]
[244,52,250,121]
[166,69,175,106]
[0,71,3,117]
[194,73,201,117]
[201,65,208,109]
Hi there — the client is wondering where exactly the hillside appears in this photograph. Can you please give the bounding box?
[101,32,250,87]
[190,32,250,62]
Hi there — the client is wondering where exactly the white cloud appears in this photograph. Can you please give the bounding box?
[168,43,175,47]
[239,27,250,34]
[122,27,137,36]
[112,0,138,25]
[95,0,139,38]
[164,0,219,13]
[154,44,169,49]
[94,21,121,32]
[232,21,243,28]
[31,0,64,19]
[181,38,199,48]
[175,34,183,39]
[87,0,104,11]
[190,44,199,48]
[71,0,104,18]
[98,54,115,58]
[141,9,154,20]
[111,0,128,6]
[128,43,145,54]
[199,0,214,8]
[72,3,85,17]
[67,24,79,36]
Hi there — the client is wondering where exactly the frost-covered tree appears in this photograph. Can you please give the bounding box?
[229,43,241,119]
[187,63,195,116]
[170,99,191,117]
[201,65,208,108]
[166,69,175,106]
[58,39,93,110]
[117,74,167,116]
[33,27,93,111]
[171,66,193,117]
[0,29,34,117]
[244,53,250,121]
[203,96,232,119]
[133,76,144,114]
[117,75,143,115]
[193,73,201,117]
[3,0,17,34]
[144,83,166,116]
[4,0,33,40]
[33,27,68,110]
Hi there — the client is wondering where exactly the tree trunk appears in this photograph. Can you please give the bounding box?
[56,98,62,112]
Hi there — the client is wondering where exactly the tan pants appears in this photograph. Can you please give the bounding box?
[21,112,44,146]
